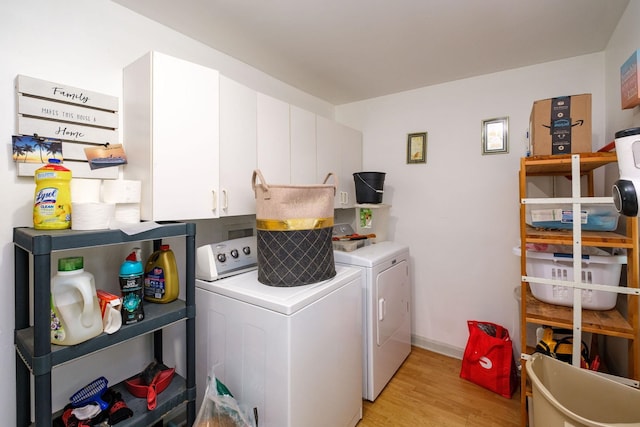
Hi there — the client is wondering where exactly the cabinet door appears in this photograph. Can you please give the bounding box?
[339,124,363,208]
[152,53,220,220]
[316,115,342,208]
[124,52,220,221]
[290,106,317,184]
[257,93,290,184]
[219,76,257,216]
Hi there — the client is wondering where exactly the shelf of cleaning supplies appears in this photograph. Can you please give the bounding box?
[47,373,191,427]
[15,299,190,375]
[13,222,197,427]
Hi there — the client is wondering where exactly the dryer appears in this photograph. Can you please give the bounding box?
[334,241,411,401]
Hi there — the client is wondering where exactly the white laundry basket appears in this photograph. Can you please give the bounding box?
[513,246,626,310]
[526,353,640,426]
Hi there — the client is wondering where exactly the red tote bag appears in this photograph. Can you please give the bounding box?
[459,320,517,398]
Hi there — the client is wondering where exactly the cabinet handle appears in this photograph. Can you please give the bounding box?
[222,189,228,211]
[211,190,217,212]
[343,191,349,205]
[378,298,386,321]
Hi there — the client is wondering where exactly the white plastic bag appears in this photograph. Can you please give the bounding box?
[194,368,256,427]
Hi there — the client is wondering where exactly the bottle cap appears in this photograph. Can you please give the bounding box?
[120,257,144,276]
[58,256,83,271]
[120,260,143,276]
[120,252,143,276]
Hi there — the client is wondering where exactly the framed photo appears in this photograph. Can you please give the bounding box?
[407,132,427,163]
[481,117,509,155]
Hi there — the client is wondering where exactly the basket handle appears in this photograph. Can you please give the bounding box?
[322,172,338,196]
[252,169,270,200]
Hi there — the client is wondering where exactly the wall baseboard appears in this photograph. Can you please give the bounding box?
[411,334,464,360]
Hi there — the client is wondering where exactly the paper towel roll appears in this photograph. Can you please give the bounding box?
[71,202,115,230]
[114,203,141,224]
[102,180,141,204]
[71,178,102,203]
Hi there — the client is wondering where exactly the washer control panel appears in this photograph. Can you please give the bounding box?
[196,236,257,281]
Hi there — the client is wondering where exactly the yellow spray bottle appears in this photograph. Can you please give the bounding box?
[33,159,71,229]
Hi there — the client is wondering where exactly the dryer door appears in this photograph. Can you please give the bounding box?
[376,260,410,346]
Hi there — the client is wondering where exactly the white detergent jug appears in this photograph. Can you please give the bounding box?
[51,256,103,345]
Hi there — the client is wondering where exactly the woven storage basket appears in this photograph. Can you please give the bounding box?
[252,169,337,287]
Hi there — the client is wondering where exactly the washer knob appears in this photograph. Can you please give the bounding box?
[217,253,226,263]
[243,246,251,255]
[230,249,239,258]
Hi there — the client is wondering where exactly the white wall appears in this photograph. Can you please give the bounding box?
[601,0,640,377]
[605,0,640,137]
[336,53,608,357]
[0,1,332,423]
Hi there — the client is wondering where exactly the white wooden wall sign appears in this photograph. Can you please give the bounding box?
[15,75,120,179]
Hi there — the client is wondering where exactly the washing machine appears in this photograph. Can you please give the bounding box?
[333,240,411,401]
[195,236,363,427]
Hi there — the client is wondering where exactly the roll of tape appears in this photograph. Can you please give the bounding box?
[102,180,141,204]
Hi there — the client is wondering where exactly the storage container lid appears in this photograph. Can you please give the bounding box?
[58,256,83,271]
[615,127,640,139]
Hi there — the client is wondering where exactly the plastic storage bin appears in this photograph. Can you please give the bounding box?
[526,203,619,231]
[513,246,626,310]
[526,353,640,427]
[332,239,368,252]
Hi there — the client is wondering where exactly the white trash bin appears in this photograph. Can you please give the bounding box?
[526,353,640,426]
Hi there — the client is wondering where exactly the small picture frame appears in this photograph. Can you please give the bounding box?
[407,132,427,163]
[481,117,509,155]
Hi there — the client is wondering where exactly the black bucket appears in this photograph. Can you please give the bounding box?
[353,172,385,204]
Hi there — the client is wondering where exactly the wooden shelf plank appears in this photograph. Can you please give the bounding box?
[524,226,634,248]
[523,152,617,176]
[524,286,634,339]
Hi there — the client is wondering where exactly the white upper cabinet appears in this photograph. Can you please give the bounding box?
[123,52,362,219]
[290,105,317,184]
[257,93,290,184]
[316,115,362,208]
[219,76,257,216]
[123,51,220,221]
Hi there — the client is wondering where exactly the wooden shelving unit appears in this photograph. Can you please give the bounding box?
[518,152,639,426]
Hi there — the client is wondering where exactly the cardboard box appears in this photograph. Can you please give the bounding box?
[621,50,640,109]
[529,94,592,156]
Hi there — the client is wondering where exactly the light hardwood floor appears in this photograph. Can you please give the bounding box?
[357,346,521,427]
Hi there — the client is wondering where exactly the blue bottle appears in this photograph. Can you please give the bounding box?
[119,250,144,325]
